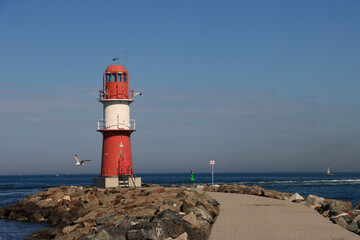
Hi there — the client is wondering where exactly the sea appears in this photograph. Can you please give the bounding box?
[1,172,360,239]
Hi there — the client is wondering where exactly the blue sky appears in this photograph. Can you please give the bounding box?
[0,0,359,174]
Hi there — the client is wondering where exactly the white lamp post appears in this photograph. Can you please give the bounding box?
[210,160,215,186]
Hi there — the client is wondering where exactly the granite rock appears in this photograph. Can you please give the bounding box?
[288,193,304,202]
[0,186,218,240]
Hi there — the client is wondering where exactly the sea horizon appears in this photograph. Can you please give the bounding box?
[2,172,360,205]
[1,171,360,176]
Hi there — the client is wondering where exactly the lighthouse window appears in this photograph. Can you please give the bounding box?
[106,74,111,82]
[123,74,127,82]
[112,74,116,82]
[118,73,122,82]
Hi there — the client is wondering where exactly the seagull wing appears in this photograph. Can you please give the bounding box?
[80,160,91,164]
[74,155,81,164]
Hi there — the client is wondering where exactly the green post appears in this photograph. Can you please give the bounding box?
[189,170,195,182]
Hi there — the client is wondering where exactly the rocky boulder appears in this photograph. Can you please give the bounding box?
[325,200,352,217]
[0,186,219,240]
[288,193,304,202]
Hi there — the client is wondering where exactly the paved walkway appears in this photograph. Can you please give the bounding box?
[207,192,360,240]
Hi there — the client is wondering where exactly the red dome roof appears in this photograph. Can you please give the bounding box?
[105,65,127,73]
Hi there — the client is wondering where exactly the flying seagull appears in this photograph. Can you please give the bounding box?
[74,154,91,166]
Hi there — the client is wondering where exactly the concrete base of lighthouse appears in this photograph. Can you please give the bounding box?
[93,176,142,188]
[93,176,119,188]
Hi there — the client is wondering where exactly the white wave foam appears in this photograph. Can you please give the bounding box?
[239,179,360,185]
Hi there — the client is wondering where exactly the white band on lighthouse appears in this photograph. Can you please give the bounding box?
[104,101,131,130]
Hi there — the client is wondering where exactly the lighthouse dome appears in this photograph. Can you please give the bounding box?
[105,65,127,73]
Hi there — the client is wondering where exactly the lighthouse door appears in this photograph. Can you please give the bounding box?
[118,150,126,175]
[117,159,122,175]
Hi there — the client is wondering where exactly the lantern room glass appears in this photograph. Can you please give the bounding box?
[106,74,111,82]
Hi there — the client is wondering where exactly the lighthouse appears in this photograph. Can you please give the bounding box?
[94,63,141,188]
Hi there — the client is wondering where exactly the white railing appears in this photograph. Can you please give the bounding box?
[97,119,136,130]
[99,89,134,101]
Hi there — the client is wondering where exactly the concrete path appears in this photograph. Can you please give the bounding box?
[207,192,360,240]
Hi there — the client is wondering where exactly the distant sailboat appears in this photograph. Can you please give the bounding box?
[327,164,334,176]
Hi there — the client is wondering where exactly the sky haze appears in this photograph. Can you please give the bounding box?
[0,0,359,174]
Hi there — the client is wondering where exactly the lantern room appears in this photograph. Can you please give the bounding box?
[101,65,132,100]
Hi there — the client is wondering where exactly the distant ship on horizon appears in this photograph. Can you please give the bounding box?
[327,164,334,176]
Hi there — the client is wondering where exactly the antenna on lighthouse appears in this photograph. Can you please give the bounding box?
[124,51,128,68]
[112,57,120,64]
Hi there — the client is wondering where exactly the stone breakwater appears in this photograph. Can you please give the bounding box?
[0,185,219,240]
[203,184,360,236]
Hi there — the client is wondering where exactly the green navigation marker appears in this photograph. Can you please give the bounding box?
[190,170,195,182]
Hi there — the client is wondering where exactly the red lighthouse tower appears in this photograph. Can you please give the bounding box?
[94,63,141,188]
